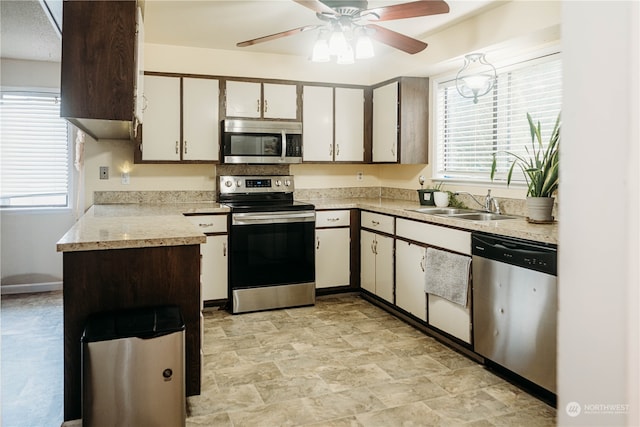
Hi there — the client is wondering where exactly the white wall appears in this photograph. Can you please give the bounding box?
[559,1,639,425]
[0,59,75,289]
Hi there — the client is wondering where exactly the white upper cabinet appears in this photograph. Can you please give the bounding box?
[263,83,298,119]
[335,87,364,162]
[225,81,298,119]
[225,81,261,118]
[302,85,364,163]
[141,75,219,162]
[183,78,219,161]
[142,75,181,161]
[302,86,334,162]
[372,81,398,163]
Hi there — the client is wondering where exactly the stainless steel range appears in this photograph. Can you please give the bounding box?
[219,175,315,314]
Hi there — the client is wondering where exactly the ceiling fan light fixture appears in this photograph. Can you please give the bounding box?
[355,33,374,59]
[311,37,331,62]
[455,53,497,104]
[328,28,349,56]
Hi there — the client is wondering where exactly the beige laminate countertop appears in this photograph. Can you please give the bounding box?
[56,202,229,252]
[56,197,557,253]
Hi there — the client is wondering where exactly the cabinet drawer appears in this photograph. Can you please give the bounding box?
[396,218,470,255]
[316,210,350,227]
[361,211,394,234]
[186,214,228,234]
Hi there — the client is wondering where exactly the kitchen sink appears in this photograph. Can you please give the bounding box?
[447,212,518,221]
[409,207,518,221]
[409,207,476,215]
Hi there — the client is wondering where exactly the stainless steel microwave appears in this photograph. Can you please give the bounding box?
[222,119,303,164]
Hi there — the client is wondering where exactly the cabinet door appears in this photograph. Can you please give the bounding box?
[395,240,427,321]
[335,87,364,162]
[360,230,377,294]
[183,78,219,161]
[142,75,181,161]
[372,81,398,163]
[263,83,298,119]
[302,86,333,161]
[316,228,350,288]
[201,235,228,301]
[226,81,261,118]
[375,234,395,304]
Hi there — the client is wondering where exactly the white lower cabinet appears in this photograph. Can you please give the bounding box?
[395,240,427,322]
[200,234,228,300]
[315,210,351,289]
[396,218,472,344]
[360,229,394,303]
[186,214,228,302]
[316,228,350,288]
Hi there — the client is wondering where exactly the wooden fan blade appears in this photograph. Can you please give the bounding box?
[292,0,339,16]
[363,0,449,22]
[237,25,320,47]
[367,24,427,54]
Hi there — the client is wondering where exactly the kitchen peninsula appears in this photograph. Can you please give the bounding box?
[56,203,227,421]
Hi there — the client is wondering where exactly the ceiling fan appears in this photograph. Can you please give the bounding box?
[236,0,450,59]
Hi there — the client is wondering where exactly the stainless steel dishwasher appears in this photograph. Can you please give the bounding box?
[472,232,557,393]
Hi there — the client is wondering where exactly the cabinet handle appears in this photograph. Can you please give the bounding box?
[223,242,227,257]
[257,99,260,113]
[371,240,375,255]
[371,220,380,227]
[391,145,395,157]
[327,217,340,222]
[142,94,148,112]
[329,144,333,156]
[198,223,213,228]
[316,236,320,250]
[264,99,268,113]
[336,144,340,157]
[420,254,425,272]
[175,141,179,154]
[184,140,188,154]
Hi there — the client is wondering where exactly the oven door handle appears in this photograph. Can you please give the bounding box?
[232,211,315,225]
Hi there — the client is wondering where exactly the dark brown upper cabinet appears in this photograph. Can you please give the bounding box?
[60,0,143,141]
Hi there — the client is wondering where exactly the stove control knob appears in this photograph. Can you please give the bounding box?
[275,180,282,187]
[284,179,292,187]
[236,180,242,187]
[224,180,233,188]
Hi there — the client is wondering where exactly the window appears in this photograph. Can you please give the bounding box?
[434,53,562,184]
[1,92,70,208]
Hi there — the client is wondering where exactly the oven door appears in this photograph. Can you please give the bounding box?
[229,211,315,290]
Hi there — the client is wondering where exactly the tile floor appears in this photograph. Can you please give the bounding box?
[1,291,556,427]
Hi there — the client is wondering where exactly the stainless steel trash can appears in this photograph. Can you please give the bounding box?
[81,305,186,427]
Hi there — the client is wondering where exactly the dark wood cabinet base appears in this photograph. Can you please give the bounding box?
[62,245,201,421]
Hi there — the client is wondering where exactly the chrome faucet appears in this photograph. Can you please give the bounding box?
[455,190,501,214]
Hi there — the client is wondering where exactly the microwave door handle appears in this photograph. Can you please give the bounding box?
[281,130,286,161]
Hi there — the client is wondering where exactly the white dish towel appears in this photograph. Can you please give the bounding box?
[424,247,471,307]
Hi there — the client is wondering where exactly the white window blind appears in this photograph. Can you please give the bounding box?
[1,92,69,208]
[435,54,562,184]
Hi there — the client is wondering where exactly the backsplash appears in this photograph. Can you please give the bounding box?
[93,187,556,218]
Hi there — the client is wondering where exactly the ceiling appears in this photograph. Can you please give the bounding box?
[1,0,496,64]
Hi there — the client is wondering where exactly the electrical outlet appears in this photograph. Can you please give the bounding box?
[99,166,109,180]
[121,172,130,185]
[357,172,363,181]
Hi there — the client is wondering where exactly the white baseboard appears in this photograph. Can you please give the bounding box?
[1,281,62,295]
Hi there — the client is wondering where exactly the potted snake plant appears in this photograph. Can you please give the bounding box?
[491,112,560,222]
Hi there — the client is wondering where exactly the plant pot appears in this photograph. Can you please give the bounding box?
[526,197,555,223]
[434,191,450,207]
[417,189,436,206]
